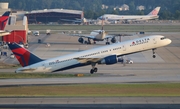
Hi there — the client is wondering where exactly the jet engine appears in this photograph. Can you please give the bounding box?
[78,37,84,44]
[111,37,116,43]
[98,55,123,65]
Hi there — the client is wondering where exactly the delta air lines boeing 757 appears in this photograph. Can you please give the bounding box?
[8,35,171,74]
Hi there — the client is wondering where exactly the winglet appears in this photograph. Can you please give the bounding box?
[0,11,11,30]
[148,7,161,16]
[8,43,43,67]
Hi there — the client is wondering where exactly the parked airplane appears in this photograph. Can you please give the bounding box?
[72,20,130,45]
[0,11,11,36]
[8,35,171,74]
[98,7,161,23]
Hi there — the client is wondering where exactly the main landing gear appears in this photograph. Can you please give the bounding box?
[152,48,156,58]
[106,38,110,45]
[84,39,91,44]
[90,63,98,74]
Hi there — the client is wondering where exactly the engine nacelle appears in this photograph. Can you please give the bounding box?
[111,37,116,43]
[78,37,84,44]
[98,55,123,65]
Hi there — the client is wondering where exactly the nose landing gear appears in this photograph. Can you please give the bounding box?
[152,48,156,58]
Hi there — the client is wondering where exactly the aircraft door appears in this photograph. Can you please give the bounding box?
[42,63,46,70]
[122,45,126,51]
[153,38,157,44]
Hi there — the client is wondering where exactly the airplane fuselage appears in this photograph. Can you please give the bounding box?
[101,14,159,21]
[15,35,171,73]
[89,30,106,40]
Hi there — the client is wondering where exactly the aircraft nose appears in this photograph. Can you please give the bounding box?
[168,39,172,44]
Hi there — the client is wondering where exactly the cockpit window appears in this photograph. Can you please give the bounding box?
[161,37,166,40]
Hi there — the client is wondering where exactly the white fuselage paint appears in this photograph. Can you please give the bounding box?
[100,14,159,21]
[89,30,106,40]
[15,35,171,73]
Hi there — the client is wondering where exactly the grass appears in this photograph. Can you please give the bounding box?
[0,83,180,97]
[0,73,96,78]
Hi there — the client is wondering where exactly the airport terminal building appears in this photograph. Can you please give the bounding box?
[25,9,84,24]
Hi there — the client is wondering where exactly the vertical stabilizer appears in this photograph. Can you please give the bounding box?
[148,7,161,16]
[0,11,10,30]
[8,43,43,67]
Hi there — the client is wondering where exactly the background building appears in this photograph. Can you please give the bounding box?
[25,9,84,24]
[0,2,10,15]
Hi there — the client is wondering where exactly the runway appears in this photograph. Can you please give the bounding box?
[0,70,180,86]
[0,26,180,108]
[0,97,180,109]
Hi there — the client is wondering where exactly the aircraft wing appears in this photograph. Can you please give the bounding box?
[74,54,115,63]
[0,31,10,37]
[71,34,95,39]
[104,33,133,39]
[75,57,101,63]
[104,35,115,39]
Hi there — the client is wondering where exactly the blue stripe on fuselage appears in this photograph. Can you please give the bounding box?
[52,63,91,72]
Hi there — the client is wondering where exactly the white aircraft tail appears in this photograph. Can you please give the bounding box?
[148,7,161,16]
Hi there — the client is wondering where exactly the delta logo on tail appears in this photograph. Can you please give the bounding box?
[8,43,43,67]
[0,11,10,30]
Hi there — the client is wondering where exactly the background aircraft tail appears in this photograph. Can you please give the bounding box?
[148,7,161,16]
[0,11,10,30]
[8,43,43,67]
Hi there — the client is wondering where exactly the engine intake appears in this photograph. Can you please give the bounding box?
[111,37,116,43]
[78,37,84,44]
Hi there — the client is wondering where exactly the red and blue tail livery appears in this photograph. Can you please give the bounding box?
[0,11,10,30]
[8,43,43,67]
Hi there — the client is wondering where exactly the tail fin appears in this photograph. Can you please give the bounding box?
[8,43,43,67]
[148,7,161,16]
[0,11,10,30]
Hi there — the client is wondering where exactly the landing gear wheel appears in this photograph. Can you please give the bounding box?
[87,38,91,44]
[106,42,110,45]
[87,41,91,44]
[152,49,156,58]
[84,41,88,44]
[90,63,97,74]
[90,69,94,74]
[94,67,98,72]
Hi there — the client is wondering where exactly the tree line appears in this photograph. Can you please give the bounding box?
[0,0,180,20]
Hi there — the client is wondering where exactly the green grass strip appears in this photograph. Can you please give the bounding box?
[0,83,180,97]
